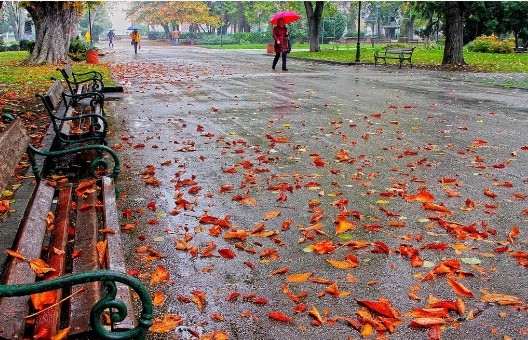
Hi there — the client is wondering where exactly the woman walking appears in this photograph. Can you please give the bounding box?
[130,29,141,54]
[272,18,289,71]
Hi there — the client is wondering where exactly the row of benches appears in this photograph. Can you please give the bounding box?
[0,66,152,339]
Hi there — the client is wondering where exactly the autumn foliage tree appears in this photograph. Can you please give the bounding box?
[127,1,220,39]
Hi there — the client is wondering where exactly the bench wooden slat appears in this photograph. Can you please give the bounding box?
[0,120,30,192]
[103,177,137,330]
[0,181,55,339]
[45,80,64,111]
[70,181,101,335]
[34,185,72,335]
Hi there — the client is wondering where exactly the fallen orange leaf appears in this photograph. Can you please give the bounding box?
[269,311,294,322]
[96,240,107,268]
[149,314,183,333]
[264,210,281,220]
[409,317,446,327]
[357,299,400,318]
[446,277,474,297]
[405,190,435,202]
[335,218,356,234]
[30,290,57,310]
[29,259,55,277]
[308,305,324,325]
[191,290,206,312]
[287,272,314,283]
[150,265,170,285]
[51,327,70,340]
[153,291,166,306]
[326,259,357,269]
[480,290,522,305]
[6,249,26,261]
[218,248,236,259]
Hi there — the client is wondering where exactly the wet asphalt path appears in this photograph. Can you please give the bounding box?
[102,42,527,339]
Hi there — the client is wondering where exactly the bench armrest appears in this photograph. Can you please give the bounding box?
[68,77,105,92]
[62,91,105,114]
[27,143,121,179]
[0,270,151,340]
[73,70,103,80]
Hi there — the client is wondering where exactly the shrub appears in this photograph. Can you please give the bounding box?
[467,34,514,54]
[147,31,159,40]
[26,41,35,53]
[8,44,20,51]
[232,32,271,44]
[69,37,87,53]
[197,34,240,45]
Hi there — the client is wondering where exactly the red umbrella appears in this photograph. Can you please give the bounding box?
[269,11,301,25]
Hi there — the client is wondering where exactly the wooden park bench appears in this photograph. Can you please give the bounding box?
[36,79,108,148]
[0,117,153,339]
[57,64,105,98]
[374,47,415,68]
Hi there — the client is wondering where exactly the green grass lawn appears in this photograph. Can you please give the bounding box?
[0,51,114,98]
[207,43,528,73]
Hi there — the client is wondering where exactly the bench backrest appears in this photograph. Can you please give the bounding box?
[63,64,74,79]
[385,47,414,54]
[385,47,414,56]
[0,119,30,192]
[45,79,64,110]
[57,64,76,95]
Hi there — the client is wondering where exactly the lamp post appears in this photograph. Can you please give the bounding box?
[355,1,361,62]
[88,8,93,44]
[376,2,381,37]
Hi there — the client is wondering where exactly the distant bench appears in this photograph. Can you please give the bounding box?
[374,47,415,68]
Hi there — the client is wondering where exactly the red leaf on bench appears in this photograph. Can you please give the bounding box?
[97,240,107,268]
[75,179,97,197]
[30,290,57,310]
[98,228,116,234]
[6,248,26,261]
[29,258,55,277]
[72,249,83,258]
[78,203,94,212]
[32,325,52,339]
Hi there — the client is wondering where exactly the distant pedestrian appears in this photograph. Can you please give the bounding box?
[108,30,115,47]
[272,18,289,71]
[172,30,180,46]
[84,31,91,43]
[130,29,141,54]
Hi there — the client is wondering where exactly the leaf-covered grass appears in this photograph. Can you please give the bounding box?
[292,46,528,73]
[208,43,528,75]
[0,51,115,99]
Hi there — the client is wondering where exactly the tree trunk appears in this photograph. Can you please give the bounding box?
[305,1,324,52]
[24,2,78,65]
[162,24,170,39]
[442,2,466,65]
[5,2,25,41]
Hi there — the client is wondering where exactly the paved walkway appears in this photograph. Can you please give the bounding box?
[102,41,527,339]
